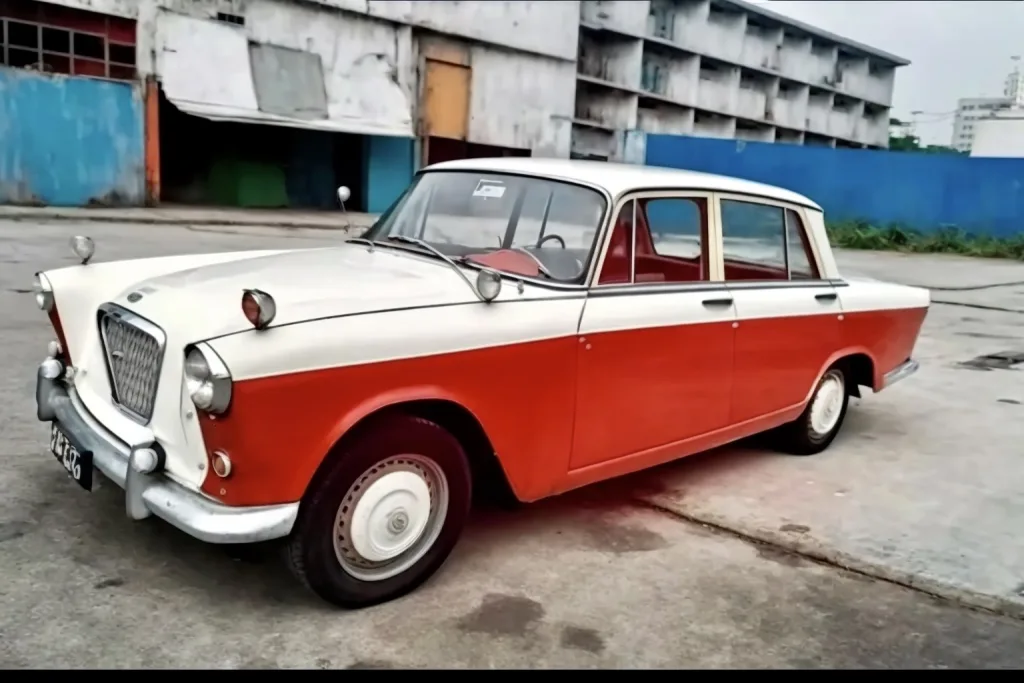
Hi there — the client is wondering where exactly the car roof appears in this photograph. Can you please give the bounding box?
[424,157,822,211]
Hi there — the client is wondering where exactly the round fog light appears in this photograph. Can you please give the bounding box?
[130,447,160,474]
[211,450,232,478]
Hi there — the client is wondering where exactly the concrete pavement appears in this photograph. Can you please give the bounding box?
[2,218,1024,668]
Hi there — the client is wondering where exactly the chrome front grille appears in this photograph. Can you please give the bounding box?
[98,306,165,423]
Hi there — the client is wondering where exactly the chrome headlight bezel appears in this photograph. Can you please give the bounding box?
[184,342,232,414]
[33,272,54,312]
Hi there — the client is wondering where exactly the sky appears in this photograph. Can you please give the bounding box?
[759,0,1024,145]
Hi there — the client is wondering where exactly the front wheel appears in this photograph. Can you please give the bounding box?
[285,415,472,608]
[774,365,850,456]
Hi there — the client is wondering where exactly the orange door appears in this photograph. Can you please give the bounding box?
[422,58,471,141]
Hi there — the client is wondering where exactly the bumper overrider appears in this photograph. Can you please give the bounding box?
[35,359,298,544]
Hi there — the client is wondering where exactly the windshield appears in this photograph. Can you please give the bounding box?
[362,171,608,283]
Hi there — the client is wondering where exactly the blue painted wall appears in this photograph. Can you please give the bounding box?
[643,133,1024,238]
[0,68,145,206]
[362,135,414,214]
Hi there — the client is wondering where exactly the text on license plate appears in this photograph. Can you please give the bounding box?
[50,424,93,491]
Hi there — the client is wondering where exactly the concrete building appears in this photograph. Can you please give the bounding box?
[0,0,578,211]
[1004,63,1024,107]
[970,110,1024,158]
[951,97,1013,153]
[571,0,909,161]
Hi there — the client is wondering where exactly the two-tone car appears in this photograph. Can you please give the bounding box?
[33,158,928,608]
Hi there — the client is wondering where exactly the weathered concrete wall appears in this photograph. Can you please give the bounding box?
[467,46,575,157]
[340,0,579,61]
[0,68,144,206]
[154,0,415,137]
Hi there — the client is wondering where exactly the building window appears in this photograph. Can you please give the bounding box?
[0,0,136,81]
[216,12,245,27]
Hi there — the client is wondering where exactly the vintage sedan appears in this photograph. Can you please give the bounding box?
[33,158,928,608]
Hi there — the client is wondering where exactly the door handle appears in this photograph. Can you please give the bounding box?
[702,297,734,308]
[815,292,838,302]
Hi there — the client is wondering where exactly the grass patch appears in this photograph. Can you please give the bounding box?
[827,220,1024,261]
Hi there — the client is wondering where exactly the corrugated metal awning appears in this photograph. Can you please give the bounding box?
[155,11,414,138]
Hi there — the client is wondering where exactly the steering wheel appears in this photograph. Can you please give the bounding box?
[537,233,566,249]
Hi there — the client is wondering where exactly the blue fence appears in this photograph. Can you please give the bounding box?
[641,133,1024,238]
[0,68,145,206]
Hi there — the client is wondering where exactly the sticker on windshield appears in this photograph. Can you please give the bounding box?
[472,179,506,199]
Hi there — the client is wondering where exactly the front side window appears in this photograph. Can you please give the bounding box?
[363,171,607,283]
[598,194,708,285]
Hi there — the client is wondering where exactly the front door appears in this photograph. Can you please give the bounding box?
[570,192,737,471]
[717,197,842,423]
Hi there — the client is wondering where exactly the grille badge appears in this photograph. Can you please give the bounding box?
[127,292,142,303]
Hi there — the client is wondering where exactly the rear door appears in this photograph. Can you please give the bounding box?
[715,195,842,424]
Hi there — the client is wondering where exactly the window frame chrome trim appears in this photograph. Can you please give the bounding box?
[97,302,167,426]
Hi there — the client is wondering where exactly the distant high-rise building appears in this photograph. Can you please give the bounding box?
[951,97,1012,152]
[1003,59,1024,107]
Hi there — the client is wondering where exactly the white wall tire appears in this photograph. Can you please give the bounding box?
[285,415,472,609]
[775,365,850,456]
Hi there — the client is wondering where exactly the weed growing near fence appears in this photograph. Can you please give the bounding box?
[827,221,1024,261]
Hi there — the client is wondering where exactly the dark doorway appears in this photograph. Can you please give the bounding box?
[424,136,531,166]
[158,89,367,211]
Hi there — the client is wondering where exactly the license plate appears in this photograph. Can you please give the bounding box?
[50,423,93,491]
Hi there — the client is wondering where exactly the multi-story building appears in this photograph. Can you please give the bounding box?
[971,110,1024,158]
[1,0,912,209]
[571,0,909,160]
[951,97,1013,153]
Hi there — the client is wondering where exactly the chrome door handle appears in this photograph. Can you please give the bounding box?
[815,292,838,302]
[702,297,734,308]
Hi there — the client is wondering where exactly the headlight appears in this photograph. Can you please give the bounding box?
[184,343,232,414]
[33,273,54,312]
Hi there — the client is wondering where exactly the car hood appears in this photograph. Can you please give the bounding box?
[111,244,482,341]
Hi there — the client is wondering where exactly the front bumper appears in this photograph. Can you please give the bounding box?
[35,361,298,544]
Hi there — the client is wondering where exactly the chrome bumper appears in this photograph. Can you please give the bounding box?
[882,358,919,389]
[35,361,298,544]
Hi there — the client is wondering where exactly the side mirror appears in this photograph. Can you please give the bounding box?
[336,186,351,207]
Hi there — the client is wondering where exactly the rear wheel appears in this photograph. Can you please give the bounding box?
[774,365,850,456]
[285,415,472,608]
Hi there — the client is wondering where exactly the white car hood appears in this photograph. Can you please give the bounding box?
[112,244,481,341]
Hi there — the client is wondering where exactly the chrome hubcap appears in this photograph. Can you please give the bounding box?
[809,371,845,436]
[333,455,449,582]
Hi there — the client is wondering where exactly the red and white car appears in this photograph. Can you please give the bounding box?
[33,158,928,608]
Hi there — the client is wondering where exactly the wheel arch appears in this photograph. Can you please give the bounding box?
[301,391,519,509]
[810,347,879,401]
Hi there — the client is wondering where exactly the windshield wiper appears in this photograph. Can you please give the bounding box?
[386,235,491,302]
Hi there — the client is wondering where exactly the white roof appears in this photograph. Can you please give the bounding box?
[425,157,822,211]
